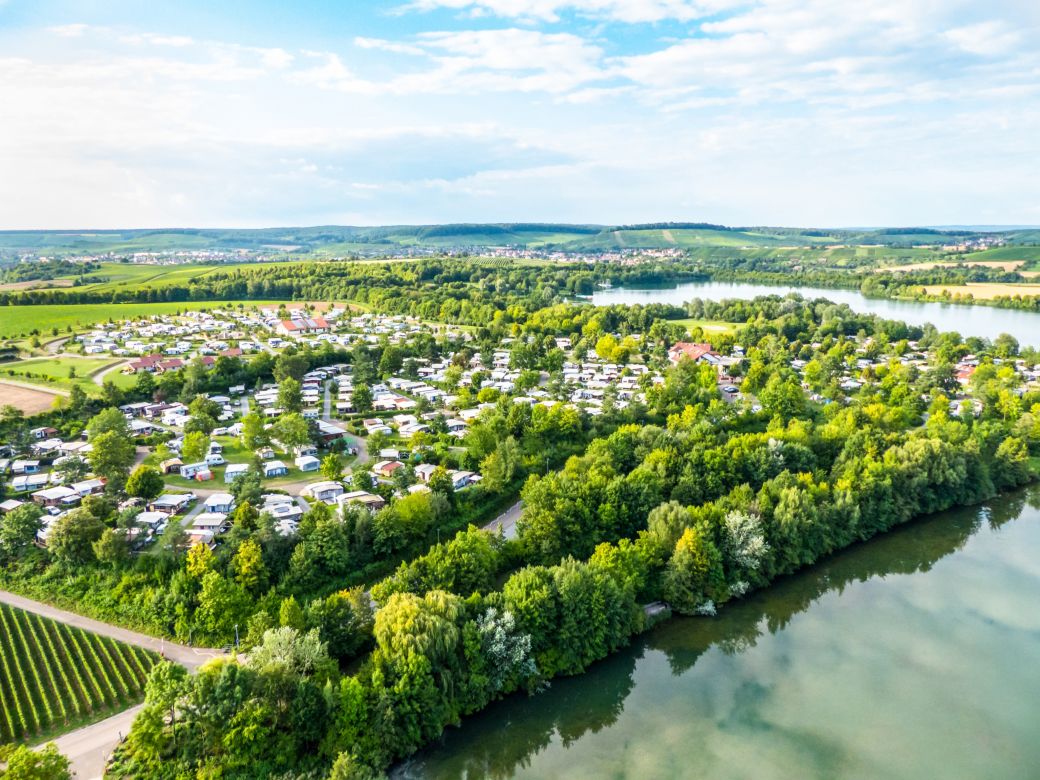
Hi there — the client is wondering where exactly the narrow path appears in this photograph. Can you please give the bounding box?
[40,705,142,780]
[322,380,368,466]
[484,500,522,540]
[44,336,71,354]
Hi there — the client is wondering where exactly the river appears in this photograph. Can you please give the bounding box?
[396,486,1040,780]
[591,280,1040,343]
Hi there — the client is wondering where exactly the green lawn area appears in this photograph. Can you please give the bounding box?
[0,357,117,379]
[672,318,739,336]
[0,356,122,395]
[158,436,326,491]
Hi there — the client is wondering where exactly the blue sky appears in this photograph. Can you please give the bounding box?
[0,0,1037,229]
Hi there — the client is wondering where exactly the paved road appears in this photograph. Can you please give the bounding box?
[44,336,71,354]
[323,380,333,419]
[322,380,368,467]
[484,500,522,540]
[42,705,143,780]
[92,360,130,386]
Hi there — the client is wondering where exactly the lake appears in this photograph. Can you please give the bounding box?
[591,280,1040,343]
[396,485,1040,780]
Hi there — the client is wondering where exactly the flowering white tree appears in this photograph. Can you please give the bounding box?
[722,510,769,595]
[477,607,537,692]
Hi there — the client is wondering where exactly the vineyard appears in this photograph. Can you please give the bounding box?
[0,603,159,743]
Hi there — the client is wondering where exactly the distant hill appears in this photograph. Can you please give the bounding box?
[0,223,1037,257]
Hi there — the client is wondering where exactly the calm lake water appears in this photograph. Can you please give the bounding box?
[396,486,1040,780]
[592,281,1040,344]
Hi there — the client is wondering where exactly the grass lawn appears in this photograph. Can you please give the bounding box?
[0,357,122,395]
[0,357,117,379]
[672,318,739,336]
[160,437,324,491]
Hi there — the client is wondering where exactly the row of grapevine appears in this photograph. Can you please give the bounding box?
[0,603,160,744]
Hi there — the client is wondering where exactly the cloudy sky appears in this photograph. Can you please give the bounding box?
[1,0,1038,229]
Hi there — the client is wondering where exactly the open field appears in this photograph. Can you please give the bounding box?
[0,357,127,396]
[0,300,289,339]
[0,380,64,414]
[672,318,739,335]
[922,282,1040,300]
[6,225,1036,256]
[2,357,119,380]
[0,279,75,292]
[0,602,159,744]
[961,245,1040,265]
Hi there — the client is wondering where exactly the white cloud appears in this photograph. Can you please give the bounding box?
[5,3,1040,227]
[403,0,735,23]
[121,32,195,47]
[297,28,608,95]
[944,21,1021,56]
[354,37,426,56]
[47,23,89,37]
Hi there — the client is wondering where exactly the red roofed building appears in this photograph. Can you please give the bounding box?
[277,317,330,336]
[668,342,719,365]
[126,353,164,373]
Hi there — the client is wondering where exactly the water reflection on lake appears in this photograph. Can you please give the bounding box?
[396,486,1040,780]
[592,281,1040,344]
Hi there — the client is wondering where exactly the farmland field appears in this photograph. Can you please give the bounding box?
[922,282,1040,300]
[0,381,65,415]
[0,602,159,744]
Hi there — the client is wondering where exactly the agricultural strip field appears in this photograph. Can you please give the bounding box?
[0,602,159,744]
[0,300,290,339]
[922,282,1040,300]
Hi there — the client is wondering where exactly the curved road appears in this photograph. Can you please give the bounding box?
[322,380,369,467]
[91,359,130,386]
